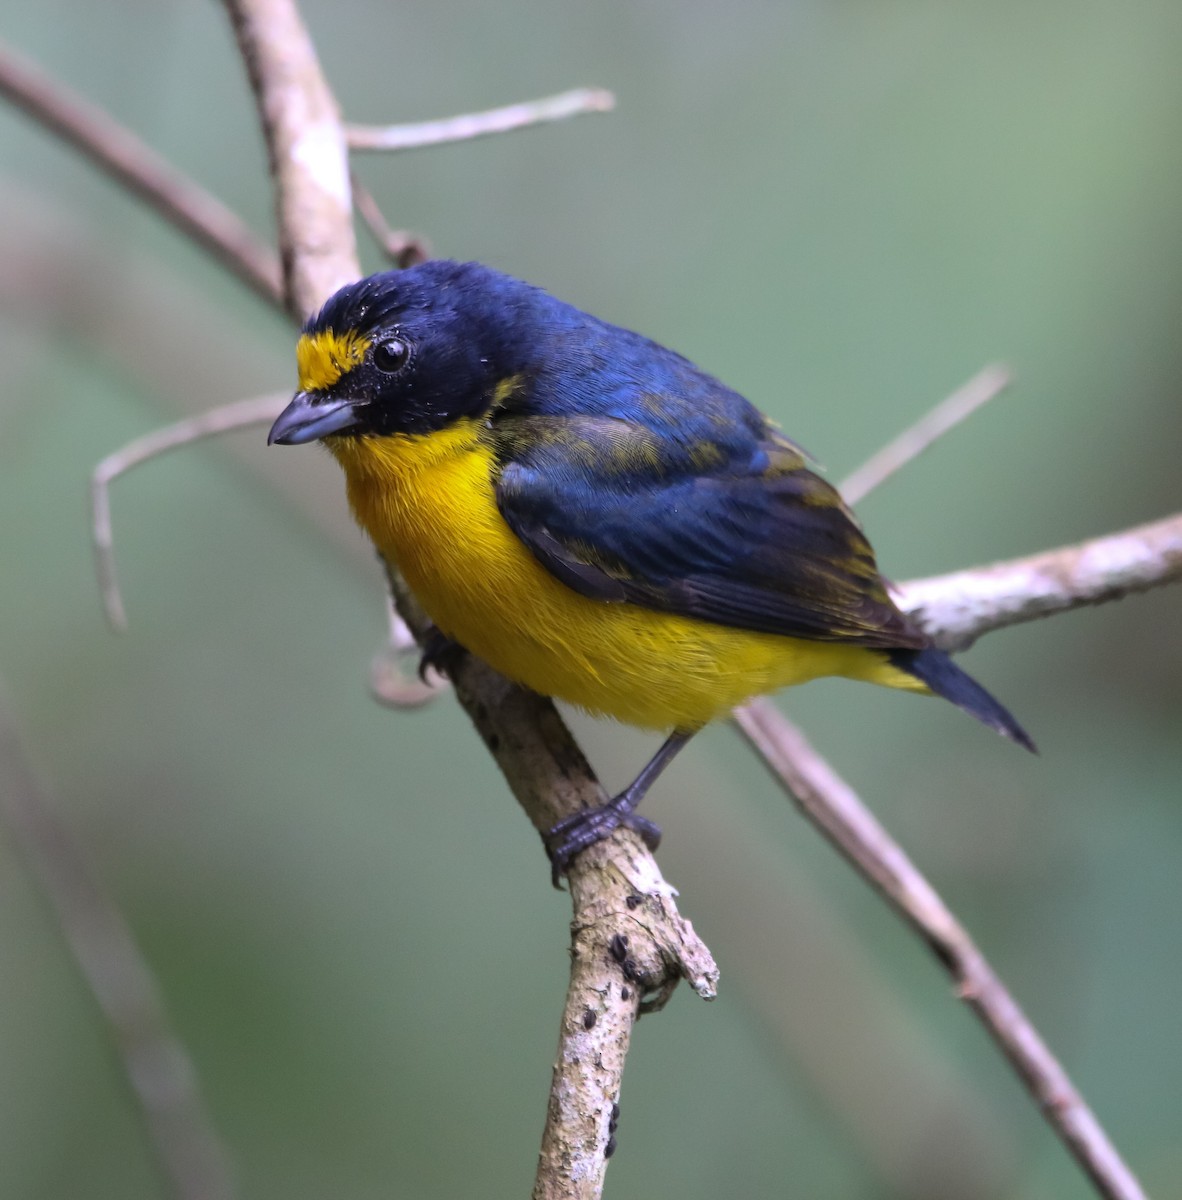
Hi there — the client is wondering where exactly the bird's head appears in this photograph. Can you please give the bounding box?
[268,260,540,446]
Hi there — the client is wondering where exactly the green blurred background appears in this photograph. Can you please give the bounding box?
[1,2,1180,1197]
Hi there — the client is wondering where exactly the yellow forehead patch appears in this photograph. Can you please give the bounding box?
[296,328,371,392]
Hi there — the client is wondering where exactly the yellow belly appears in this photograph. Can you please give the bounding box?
[329,422,920,731]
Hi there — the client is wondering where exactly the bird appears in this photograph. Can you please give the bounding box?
[268,259,1034,875]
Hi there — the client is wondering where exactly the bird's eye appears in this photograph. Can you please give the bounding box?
[373,338,410,373]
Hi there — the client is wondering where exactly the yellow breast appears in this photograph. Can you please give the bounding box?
[327,421,912,731]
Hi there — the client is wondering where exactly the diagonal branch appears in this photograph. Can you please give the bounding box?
[838,365,1011,506]
[351,175,430,268]
[0,690,236,1200]
[346,87,615,153]
[223,0,357,315]
[732,702,1146,1200]
[0,38,283,310]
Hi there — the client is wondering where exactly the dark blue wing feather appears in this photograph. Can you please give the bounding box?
[492,403,924,649]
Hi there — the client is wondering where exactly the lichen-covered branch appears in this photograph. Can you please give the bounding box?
[381,581,719,1200]
[898,512,1182,650]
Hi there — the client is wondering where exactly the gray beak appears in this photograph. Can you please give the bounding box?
[268,392,361,445]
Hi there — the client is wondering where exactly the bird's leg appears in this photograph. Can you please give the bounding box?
[417,623,467,683]
[544,729,696,885]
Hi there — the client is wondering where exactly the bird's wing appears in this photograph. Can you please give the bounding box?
[492,415,925,649]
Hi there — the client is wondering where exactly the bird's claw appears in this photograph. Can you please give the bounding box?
[543,801,662,887]
[417,625,466,683]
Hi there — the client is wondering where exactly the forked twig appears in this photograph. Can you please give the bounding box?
[347,87,615,153]
[724,370,1154,1199]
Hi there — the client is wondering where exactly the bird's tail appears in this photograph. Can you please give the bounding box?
[889,647,1037,753]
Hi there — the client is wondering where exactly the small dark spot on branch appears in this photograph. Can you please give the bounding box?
[486,732,500,753]
[625,893,642,910]
[621,957,640,982]
[620,987,631,1001]
[608,933,629,963]
[609,1102,620,1132]
[604,1135,617,1159]
[923,932,960,974]
[582,1008,596,1030]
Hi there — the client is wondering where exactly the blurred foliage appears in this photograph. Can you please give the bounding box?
[0,2,1180,1197]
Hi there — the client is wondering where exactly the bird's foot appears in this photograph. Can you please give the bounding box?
[543,797,662,887]
[417,625,466,683]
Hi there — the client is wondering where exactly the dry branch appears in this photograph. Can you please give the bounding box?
[838,365,1011,505]
[733,703,1146,1200]
[92,394,285,630]
[0,38,282,309]
[346,87,614,152]
[899,512,1182,650]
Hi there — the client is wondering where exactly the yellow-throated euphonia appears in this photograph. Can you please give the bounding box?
[269,261,1033,872]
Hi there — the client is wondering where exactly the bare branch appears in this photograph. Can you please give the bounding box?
[899,512,1182,650]
[839,365,1011,506]
[0,690,236,1200]
[531,821,717,1200]
[0,38,283,311]
[346,87,615,153]
[369,596,443,709]
[351,175,430,267]
[91,394,284,631]
[733,701,1146,1200]
[223,0,358,315]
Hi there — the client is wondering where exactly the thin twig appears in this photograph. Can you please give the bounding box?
[346,87,615,153]
[92,394,284,631]
[732,702,1146,1200]
[838,365,1011,506]
[0,38,283,311]
[0,690,236,1200]
[369,595,442,708]
[351,175,430,267]
[898,511,1182,650]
